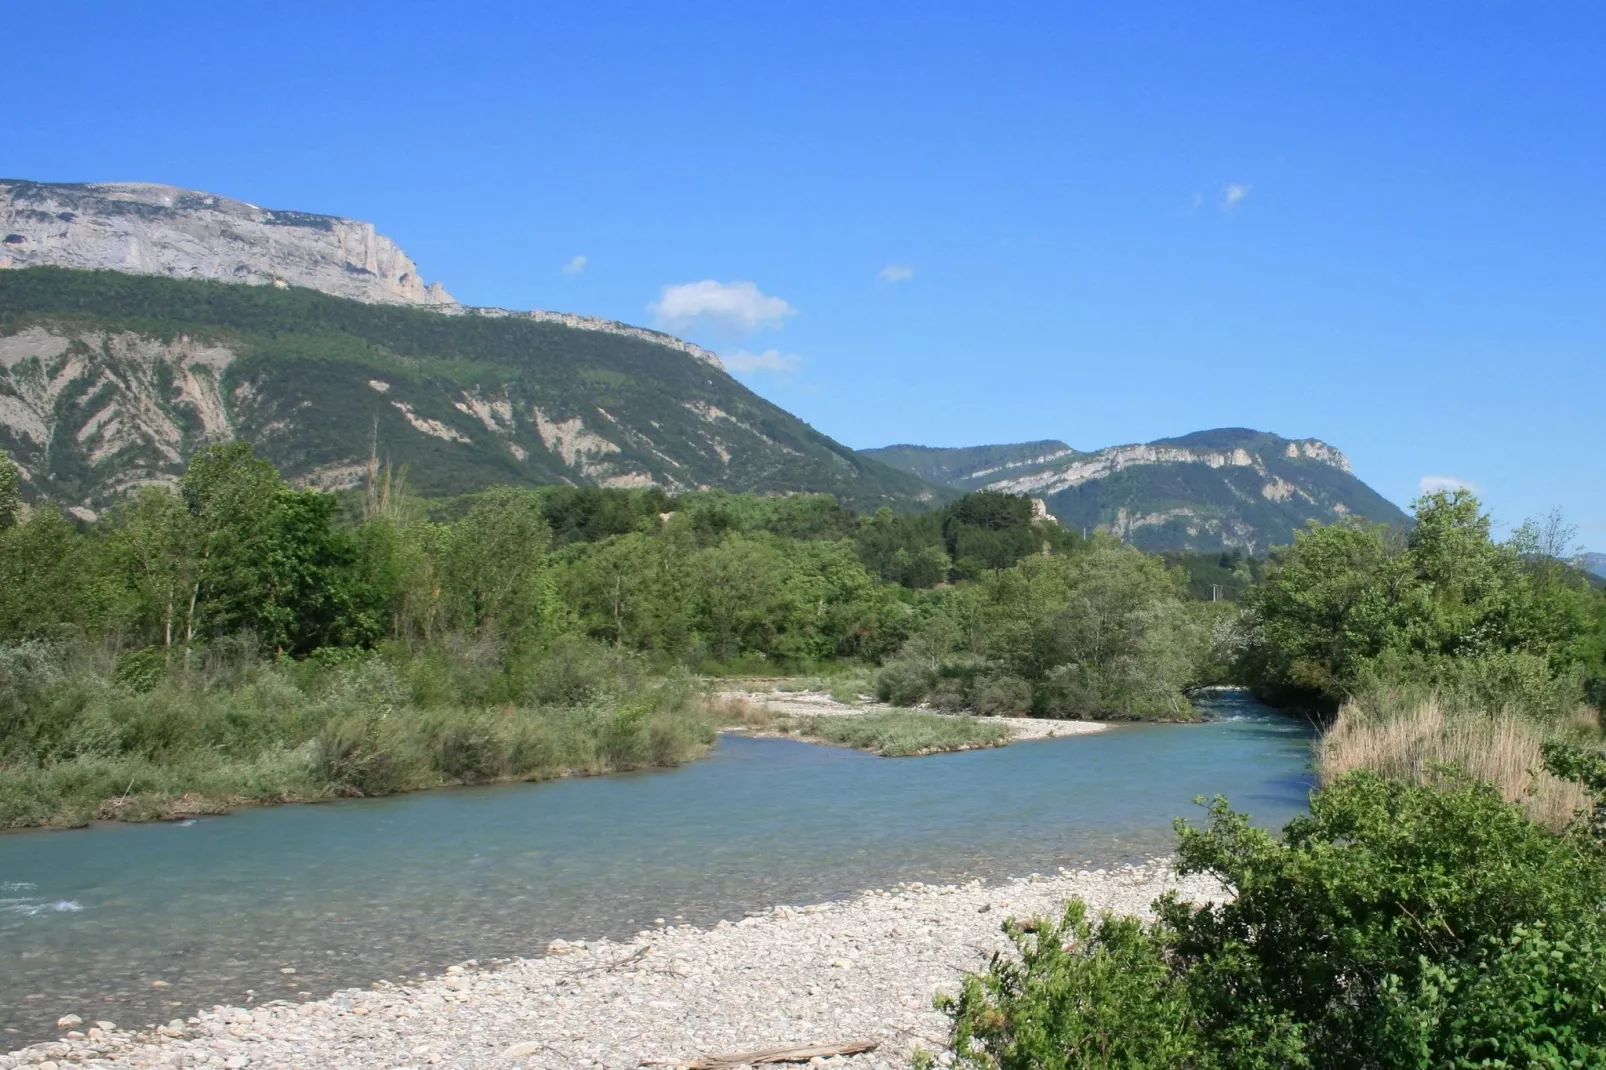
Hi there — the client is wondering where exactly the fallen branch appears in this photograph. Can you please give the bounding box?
[643,1039,880,1068]
[566,946,650,977]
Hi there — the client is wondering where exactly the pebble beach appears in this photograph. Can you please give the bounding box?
[3,863,1221,1070]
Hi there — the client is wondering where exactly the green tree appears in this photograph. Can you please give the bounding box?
[0,505,113,640]
[0,448,20,531]
[179,443,373,654]
[112,486,196,656]
[439,487,555,638]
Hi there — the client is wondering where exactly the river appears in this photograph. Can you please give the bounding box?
[0,692,1312,1045]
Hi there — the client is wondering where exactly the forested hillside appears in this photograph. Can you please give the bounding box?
[0,268,940,512]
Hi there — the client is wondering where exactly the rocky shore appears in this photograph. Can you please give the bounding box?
[3,863,1220,1070]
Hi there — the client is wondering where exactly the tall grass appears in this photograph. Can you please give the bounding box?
[1318,694,1596,832]
[0,638,716,829]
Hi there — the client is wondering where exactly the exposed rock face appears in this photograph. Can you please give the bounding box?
[866,429,1406,553]
[0,179,728,369]
[0,269,939,512]
[0,180,455,306]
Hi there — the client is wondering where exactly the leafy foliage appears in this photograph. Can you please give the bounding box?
[1243,490,1603,714]
[940,772,1606,1068]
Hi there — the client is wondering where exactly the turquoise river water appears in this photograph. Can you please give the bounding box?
[0,693,1313,1045]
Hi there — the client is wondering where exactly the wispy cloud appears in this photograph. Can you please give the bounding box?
[1188,192,1204,213]
[651,280,796,334]
[1222,183,1252,210]
[561,255,587,275]
[878,264,915,284]
[722,348,801,375]
[1419,475,1482,496]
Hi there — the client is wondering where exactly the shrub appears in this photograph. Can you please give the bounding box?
[940,771,1606,1068]
[976,676,1032,716]
[308,716,411,797]
[876,659,931,706]
[113,647,168,694]
[429,715,504,783]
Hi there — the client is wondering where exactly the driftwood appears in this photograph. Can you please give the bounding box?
[643,1039,880,1068]
[565,945,650,977]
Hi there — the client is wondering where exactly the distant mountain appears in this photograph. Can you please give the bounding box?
[0,179,949,515]
[860,441,1076,491]
[1575,552,1606,580]
[0,268,940,515]
[864,428,1408,553]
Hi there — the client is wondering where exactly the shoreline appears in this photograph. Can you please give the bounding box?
[2,862,1222,1070]
[717,688,1112,751]
[1,694,1108,836]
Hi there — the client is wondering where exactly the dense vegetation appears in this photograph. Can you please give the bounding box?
[6,434,1606,1059]
[0,443,1213,825]
[925,491,1606,1067]
[936,770,1606,1068]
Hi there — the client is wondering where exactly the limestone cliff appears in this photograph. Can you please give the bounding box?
[0,181,455,306]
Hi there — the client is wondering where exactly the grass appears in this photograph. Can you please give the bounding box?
[791,711,1012,756]
[0,639,718,829]
[1317,693,1599,832]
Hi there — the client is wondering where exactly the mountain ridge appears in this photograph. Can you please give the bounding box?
[864,431,1407,552]
[0,267,939,514]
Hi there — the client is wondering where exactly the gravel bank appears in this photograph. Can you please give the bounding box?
[3,863,1219,1070]
[720,689,1109,744]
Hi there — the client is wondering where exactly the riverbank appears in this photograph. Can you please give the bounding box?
[2,861,1222,1070]
[717,688,1109,754]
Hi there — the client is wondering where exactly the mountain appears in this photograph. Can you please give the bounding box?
[2,180,457,307]
[1575,553,1606,581]
[865,428,1408,552]
[858,441,1076,491]
[0,271,939,516]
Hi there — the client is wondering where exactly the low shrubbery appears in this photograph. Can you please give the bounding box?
[936,770,1606,1068]
[0,637,715,828]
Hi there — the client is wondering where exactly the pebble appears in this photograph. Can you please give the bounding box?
[4,863,1220,1069]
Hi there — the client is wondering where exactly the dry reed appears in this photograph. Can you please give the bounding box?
[1317,696,1591,832]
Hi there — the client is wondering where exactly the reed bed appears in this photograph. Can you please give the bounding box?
[1317,695,1594,832]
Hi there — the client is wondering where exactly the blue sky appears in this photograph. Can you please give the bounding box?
[5,2,1602,542]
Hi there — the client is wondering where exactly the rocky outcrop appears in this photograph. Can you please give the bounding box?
[0,180,455,306]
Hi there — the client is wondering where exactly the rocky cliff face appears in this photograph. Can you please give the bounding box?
[865,429,1407,553]
[0,181,456,306]
[0,179,726,370]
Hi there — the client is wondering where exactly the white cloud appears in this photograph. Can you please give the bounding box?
[721,348,801,375]
[1188,192,1204,213]
[1222,183,1252,209]
[561,255,587,275]
[650,280,796,334]
[1419,475,1482,496]
[878,264,915,283]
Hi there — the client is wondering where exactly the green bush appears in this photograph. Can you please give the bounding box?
[940,771,1606,1068]
[113,647,168,694]
[976,676,1032,716]
[876,659,932,706]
